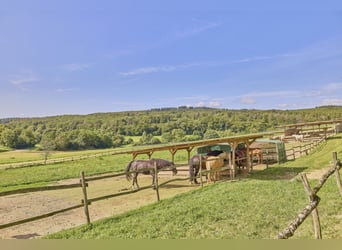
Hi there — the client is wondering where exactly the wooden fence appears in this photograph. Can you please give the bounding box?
[0,157,233,230]
[0,163,191,230]
[1,151,341,239]
[277,152,342,239]
[0,151,117,170]
[285,138,326,161]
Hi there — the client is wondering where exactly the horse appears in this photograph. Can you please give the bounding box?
[125,158,177,189]
[188,154,207,184]
[293,134,304,142]
[206,156,224,183]
[189,151,230,184]
[235,148,248,169]
[250,148,263,164]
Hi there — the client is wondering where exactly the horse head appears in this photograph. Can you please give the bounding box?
[170,162,178,176]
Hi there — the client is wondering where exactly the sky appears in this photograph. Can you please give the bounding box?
[1,0,342,118]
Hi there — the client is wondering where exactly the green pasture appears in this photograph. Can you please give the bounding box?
[39,135,341,239]
[45,173,342,239]
[0,148,115,165]
[0,147,189,193]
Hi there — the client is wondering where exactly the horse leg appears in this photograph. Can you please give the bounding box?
[189,165,195,184]
[194,165,200,184]
[151,172,156,188]
[133,173,139,189]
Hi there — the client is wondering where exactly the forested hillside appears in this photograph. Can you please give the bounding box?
[0,106,341,150]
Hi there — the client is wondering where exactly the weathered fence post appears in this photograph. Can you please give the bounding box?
[292,148,296,160]
[80,171,91,224]
[154,162,160,202]
[300,173,322,239]
[278,195,320,239]
[332,152,342,197]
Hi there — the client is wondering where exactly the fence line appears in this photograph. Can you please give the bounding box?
[278,152,342,239]
[0,183,83,197]
[0,165,189,230]
[285,138,325,161]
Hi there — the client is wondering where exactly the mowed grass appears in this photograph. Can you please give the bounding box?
[44,177,342,239]
[44,135,342,239]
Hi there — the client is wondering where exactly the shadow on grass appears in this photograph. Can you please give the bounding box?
[249,166,308,180]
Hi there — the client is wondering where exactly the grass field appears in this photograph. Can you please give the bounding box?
[0,148,189,193]
[42,135,342,239]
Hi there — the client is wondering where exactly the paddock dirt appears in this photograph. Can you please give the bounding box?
[0,167,202,239]
[1,163,319,239]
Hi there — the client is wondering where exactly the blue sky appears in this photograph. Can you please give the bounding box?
[1,0,342,118]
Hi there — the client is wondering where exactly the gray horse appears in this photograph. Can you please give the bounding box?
[125,158,177,189]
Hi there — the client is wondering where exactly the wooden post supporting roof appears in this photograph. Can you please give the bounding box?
[128,133,271,165]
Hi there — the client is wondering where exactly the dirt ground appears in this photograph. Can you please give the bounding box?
[1,163,323,240]
[0,167,201,239]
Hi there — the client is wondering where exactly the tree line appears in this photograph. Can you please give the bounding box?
[0,106,341,151]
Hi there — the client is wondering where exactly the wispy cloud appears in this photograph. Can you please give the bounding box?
[55,88,80,93]
[119,52,299,77]
[240,97,257,105]
[176,22,222,38]
[120,62,213,77]
[321,98,342,106]
[240,90,300,98]
[236,81,342,108]
[9,72,40,91]
[120,65,177,76]
[62,62,94,72]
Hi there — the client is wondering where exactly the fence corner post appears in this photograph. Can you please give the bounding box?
[333,152,342,197]
[300,173,322,239]
[80,171,91,224]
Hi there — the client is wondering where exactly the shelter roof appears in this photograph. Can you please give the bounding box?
[118,132,273,158]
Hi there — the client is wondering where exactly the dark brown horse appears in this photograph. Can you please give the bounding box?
[188,155,207,184]
[125,158,177,189]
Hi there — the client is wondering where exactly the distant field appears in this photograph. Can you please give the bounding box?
[0,148,115,165]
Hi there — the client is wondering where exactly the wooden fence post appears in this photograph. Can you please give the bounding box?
[80,171,91,224]
[332,152,342,197]
[300,173,322,239]
[292,148,296,160]
[154,162,160,202]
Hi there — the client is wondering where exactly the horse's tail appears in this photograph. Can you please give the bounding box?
[125,161,133,181]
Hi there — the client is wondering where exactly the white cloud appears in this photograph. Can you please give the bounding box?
[195,101,206,107]
[240,97,257,105]
[9,72,40,91]
[55,88,79,93]
[322,82,342,92]
[62,63,93,72]
[176,22,221,38]
[10,76,39,86]
[321,98,342,106]
[120,65,177,76]
[120,62,211,77]
[208,101,221,108]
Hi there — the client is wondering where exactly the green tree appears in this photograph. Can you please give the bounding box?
[0,128,18,148]
[203,129,219,139]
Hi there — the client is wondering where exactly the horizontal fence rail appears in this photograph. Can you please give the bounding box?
[278,152,342,239]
